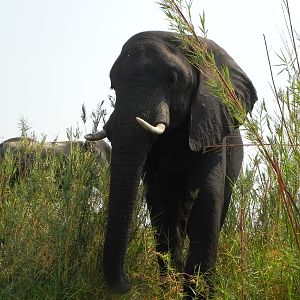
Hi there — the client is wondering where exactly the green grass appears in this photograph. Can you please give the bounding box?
[1,134,299,300]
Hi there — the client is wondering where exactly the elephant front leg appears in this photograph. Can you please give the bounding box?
[145,171,187,275]
[184,151,226,299]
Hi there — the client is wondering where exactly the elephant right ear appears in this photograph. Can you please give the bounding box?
[188,42,257,152]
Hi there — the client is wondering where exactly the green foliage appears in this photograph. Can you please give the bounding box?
[0,137,181,299]
[0,139,109,299]
[1,132,300,299]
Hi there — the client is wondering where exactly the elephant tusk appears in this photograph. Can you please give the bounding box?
[136,117,166,135]
[84,130,107,141]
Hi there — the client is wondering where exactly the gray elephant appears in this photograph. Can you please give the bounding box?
[0,137,111,185]
[85,31,257,299]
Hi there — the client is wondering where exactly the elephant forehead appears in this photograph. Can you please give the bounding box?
[113,45,193,86]
[121,33,188,64]
[125,42,186,64]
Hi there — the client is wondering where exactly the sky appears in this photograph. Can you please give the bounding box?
[0,0,299,142]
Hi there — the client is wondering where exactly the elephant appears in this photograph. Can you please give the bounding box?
[85,31,257,299]
[0,137,111,186]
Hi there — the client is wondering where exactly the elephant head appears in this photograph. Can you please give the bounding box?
[85,31,257,294]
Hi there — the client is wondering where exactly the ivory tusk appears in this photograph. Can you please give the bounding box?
[136,117,166,135]
[84,130,107,141]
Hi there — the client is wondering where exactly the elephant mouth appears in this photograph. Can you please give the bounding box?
[84,117,167,141]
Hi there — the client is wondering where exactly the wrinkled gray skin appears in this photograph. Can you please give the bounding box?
[86,31,257,299]
[0,137,111,184]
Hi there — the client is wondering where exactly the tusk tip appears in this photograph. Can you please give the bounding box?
[84,134,94,140]
[136,117,166,135]
[84,129,107,141]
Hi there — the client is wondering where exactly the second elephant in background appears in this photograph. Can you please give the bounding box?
[0,137,111,186]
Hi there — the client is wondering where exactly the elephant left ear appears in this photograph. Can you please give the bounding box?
[189,51,257,152]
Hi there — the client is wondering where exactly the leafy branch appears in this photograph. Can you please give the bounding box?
[159,0,300,251]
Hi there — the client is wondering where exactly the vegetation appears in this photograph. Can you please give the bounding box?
[1,0,300,299]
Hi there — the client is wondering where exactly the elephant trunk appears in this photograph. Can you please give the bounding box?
[102,143,148,294]
[101,86,170,294]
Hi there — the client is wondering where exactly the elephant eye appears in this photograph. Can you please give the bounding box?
[127,50,133,57]
[126,48,143,58]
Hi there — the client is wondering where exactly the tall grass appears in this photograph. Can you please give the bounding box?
[0,136,182,299]
[1,1,300,299]
[0,138,108,299]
